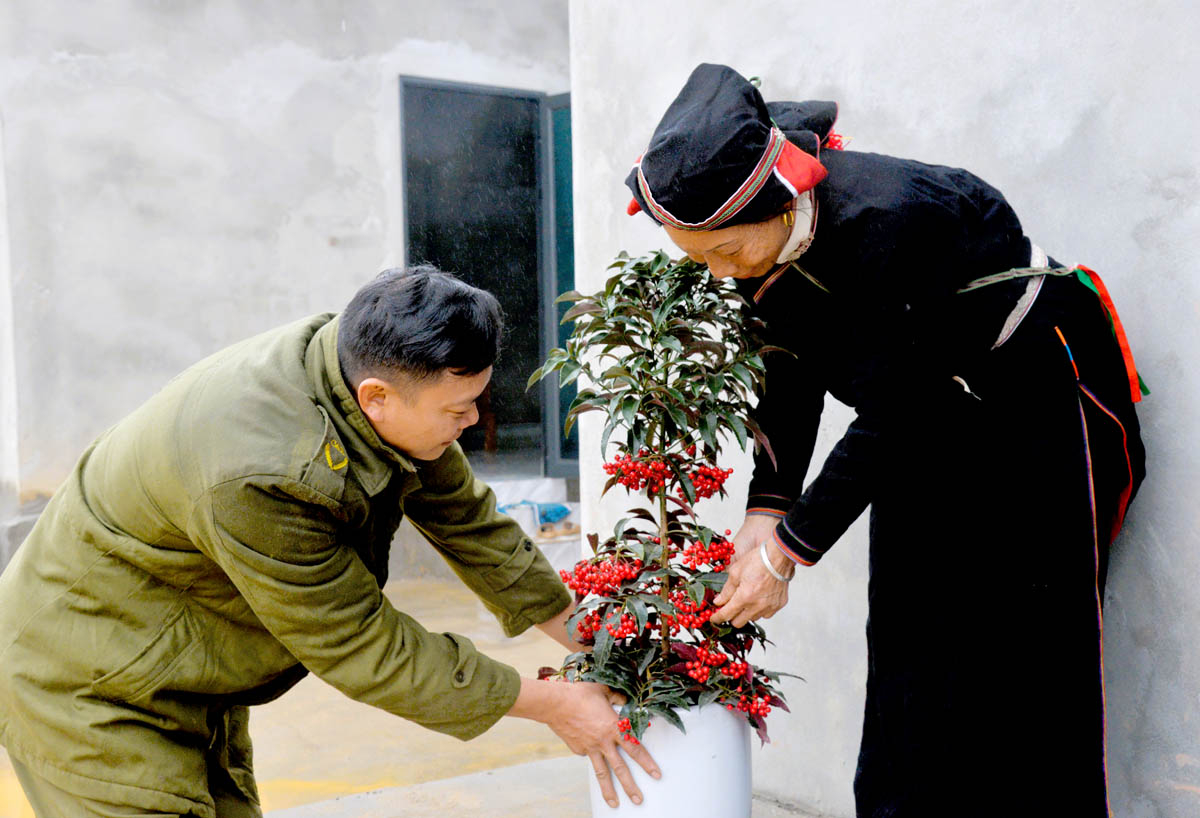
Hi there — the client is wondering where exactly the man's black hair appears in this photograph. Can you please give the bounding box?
[337,265,503,391]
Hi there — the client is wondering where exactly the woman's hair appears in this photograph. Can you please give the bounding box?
[337,265,503,391]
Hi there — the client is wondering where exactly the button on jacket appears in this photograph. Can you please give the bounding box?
[0,313,571,815]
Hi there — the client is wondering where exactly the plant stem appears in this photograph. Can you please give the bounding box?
[657,448,671,663]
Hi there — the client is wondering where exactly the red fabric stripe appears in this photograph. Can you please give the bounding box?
[1077,265,1142,404]
[774,139,828,195]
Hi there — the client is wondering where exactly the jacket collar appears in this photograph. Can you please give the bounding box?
[307,316,417,495]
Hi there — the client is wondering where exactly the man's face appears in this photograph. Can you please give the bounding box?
[358,367,491,461]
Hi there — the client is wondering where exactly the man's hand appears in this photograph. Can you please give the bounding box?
[508,678,660,808]
[711,517,794,628]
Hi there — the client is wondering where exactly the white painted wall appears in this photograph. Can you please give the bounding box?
[568,1,1200,815]
[0,0,570,497]
[0,114,19,543]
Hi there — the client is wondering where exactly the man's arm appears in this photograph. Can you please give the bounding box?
[192,474,525,741]
[535,598,584,651]
[403,443,573,637]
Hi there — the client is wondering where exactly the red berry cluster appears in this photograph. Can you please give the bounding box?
[731,692,773,718]
[683,644,730,682]
[679,464,733,500]
[720,659,751,679]
[617,717,648,744]
[681,533,735,571]
[603,450,669,495]
[663,589,714,632]
[606,612,641,639]
[576,610,604,640]
[560,557,644,597]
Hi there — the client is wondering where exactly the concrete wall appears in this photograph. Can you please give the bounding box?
[0,115,19,565]
[568,1,1199,816]
[0,0,570,505]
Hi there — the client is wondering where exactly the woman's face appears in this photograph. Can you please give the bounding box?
[663,214,791,280]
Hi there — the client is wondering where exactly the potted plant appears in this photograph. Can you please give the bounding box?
[529,250,795,817]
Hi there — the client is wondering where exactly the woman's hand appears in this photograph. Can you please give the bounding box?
[729,514,782,562]
[711,516,794,627]
[509,678,660,808]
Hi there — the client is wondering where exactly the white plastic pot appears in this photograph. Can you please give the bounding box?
[589,704,752,817]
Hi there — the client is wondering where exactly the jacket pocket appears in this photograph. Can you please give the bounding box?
[91,602,202,704]
[479,537,538,593]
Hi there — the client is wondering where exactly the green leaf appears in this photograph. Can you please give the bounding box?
[744,416,778,471]
[730,363,755,390]
[699,413,719,452]
[626,596,649,632]
[600,365,635,384]
[558,359,582,388]
[593,620,614,667]
[638,593,674,613]
[637,646,659,676]
[625,537,645,561]
[659,335,684,355]
[525,364,548,392]
[728,414,748,451]
[647,705,686,734]
[561,302,604,323]
[565,608,588,635]
[666,457,696,505]
[554,290,585,304]
[620,396,639,429]
[629,708,652,739]
[762,669,807,682]
[601,417,619,457]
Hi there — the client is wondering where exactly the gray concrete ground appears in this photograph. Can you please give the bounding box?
[266,755,819,817]
[1,574,822,817]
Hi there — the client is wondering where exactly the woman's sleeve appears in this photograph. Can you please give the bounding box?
[744,343,826,519]
[770,412,881,565]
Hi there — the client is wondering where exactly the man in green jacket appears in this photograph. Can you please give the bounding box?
[0,266,658,817]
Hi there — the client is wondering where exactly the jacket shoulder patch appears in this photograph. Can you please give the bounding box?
[300,406,349,501]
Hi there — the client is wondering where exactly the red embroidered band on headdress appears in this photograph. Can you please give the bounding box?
[629,129,826,230]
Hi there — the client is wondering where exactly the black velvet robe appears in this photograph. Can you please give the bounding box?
[737,148,1145,817]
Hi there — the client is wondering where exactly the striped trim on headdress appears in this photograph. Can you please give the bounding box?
[635,126,788,231]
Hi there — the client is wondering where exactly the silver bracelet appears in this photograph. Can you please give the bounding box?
[759,541,793,583]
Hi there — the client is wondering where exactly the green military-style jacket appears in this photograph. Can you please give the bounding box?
[0,314,572,815]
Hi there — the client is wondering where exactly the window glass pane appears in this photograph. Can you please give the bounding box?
[403,82,542,473]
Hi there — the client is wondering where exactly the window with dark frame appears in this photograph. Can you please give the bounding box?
[400,77,576,478]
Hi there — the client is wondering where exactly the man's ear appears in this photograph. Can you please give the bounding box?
[355,378,390,423]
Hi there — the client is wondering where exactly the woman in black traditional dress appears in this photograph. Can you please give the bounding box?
[624,63,1146,817]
